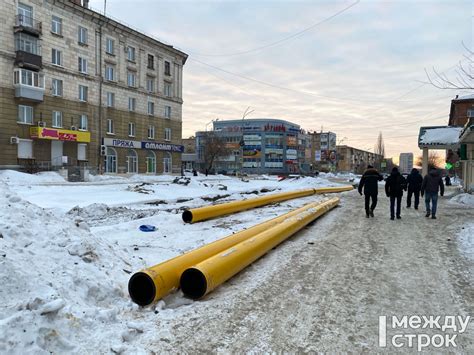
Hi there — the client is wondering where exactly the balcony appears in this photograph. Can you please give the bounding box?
[14,14,42,36]
[14,68,44,102]
[15,50,42,70]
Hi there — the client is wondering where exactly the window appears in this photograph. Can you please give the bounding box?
[52,79,63,96]
[165,128,171,141]
[51,16,62,35]
[79,85,88,102]
[146,151,156,173]
[106,38,114,55]
[52,48,62,66]
[147,101,154,115]
[78,143,87,161]
[147,54,154,69]
[105,147,117,173]
[127,72,136,87]
[128,122,135,137]
[79,114,88,131]
[15,33,40,55]
[468,109,474,118]
[52,111,62,128]
[18,105,33,124]
[164,61,171,76]
[147,125,155,139]
[78,57,88,74]
[127,46,135,62]
[14,69,44,88]
[128,97,136,112]
[126,149,138,173]
[78,26,88,45]
[146,77,154,93]
[164,83,171,97]
[164,106,171,119]
[17,3,33,27]
[163,152,172,173]
[105,66,115,81]
[107,119,114,134]
[106,92,115,107]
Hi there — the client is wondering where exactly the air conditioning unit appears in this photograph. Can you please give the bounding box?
[70,126,77,131]
[37,121,46,127]
[10,136,20,144]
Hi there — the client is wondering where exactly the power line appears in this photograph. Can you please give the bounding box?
[189,0,360,57]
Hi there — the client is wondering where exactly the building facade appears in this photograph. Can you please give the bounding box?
[336,145,382,174]
[309,131,337,172]
[0,0,187,176]
[196,118,306,175]
[399,153,413,173]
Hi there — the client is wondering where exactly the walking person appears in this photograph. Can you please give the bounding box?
[421,168,444,219]
[358,165,383,218]
[406,168,423,209]
[385,167,407,220]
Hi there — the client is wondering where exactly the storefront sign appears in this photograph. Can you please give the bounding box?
[103,138,184,152]
[243,148,261,158]
[142,142,184,152]
[30,127,91,143]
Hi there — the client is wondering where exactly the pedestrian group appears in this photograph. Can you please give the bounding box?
[358,165,445,220]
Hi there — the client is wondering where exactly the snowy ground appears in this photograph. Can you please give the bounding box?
[0,171,472,353]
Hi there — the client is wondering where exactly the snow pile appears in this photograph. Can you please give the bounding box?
[0,170,66,185]
[0,184,137,353]
[419,127,462,145]
[450,193,474,207]
[457,223,474,263]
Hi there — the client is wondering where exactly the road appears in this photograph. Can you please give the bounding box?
[143,188,474,352]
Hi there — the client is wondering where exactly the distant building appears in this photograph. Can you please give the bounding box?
[399,153,413,173]
[336,145,382,174]
[196,118,305,175]
[309,132,337,172]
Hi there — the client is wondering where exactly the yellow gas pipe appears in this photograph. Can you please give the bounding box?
[182,186,351,223]
[180,197,339,299]
[128,199,332,306]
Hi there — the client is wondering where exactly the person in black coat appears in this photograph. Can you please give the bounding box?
[406,168,423,209]
[358,165,383,218]
[385,167,407,220]
[421,168,444,219]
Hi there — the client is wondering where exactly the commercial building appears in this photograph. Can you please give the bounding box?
[196,118,305,175]
[399,153,413,173]
[336,145,382,174]
[1,0,187,177]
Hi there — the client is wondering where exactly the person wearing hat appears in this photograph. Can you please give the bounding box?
[358,164,383,218]
[385,167,407,220]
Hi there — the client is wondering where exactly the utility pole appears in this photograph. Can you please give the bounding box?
[239,107,254,178]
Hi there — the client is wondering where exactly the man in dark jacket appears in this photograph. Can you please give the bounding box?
[385,167,407,220]
[421,168,444,219]
[406,168,423,209]
[358,165,383,218]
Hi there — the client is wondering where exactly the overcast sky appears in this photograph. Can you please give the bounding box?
[90,0,472,159]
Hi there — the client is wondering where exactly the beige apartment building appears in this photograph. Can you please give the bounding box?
[0,0,187,177]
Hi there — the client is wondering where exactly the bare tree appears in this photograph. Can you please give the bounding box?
[415,152,442,170]
[425,44,474,89]
[200,132,232,173]
[374,132,385,156]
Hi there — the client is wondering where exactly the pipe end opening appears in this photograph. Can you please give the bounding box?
[128,272,156,306]
[180,268,207,299]
[182,210,193,223]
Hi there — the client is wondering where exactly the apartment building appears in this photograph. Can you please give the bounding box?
[336,145,382,174]
[0,0,187,176]
[309,131,337,172]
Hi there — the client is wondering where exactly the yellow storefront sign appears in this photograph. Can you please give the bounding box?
[30,127,91,143]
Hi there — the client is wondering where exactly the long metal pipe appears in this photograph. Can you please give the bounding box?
[180,197,339,299]
[182,186,351,223]
[128,199,332,306]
